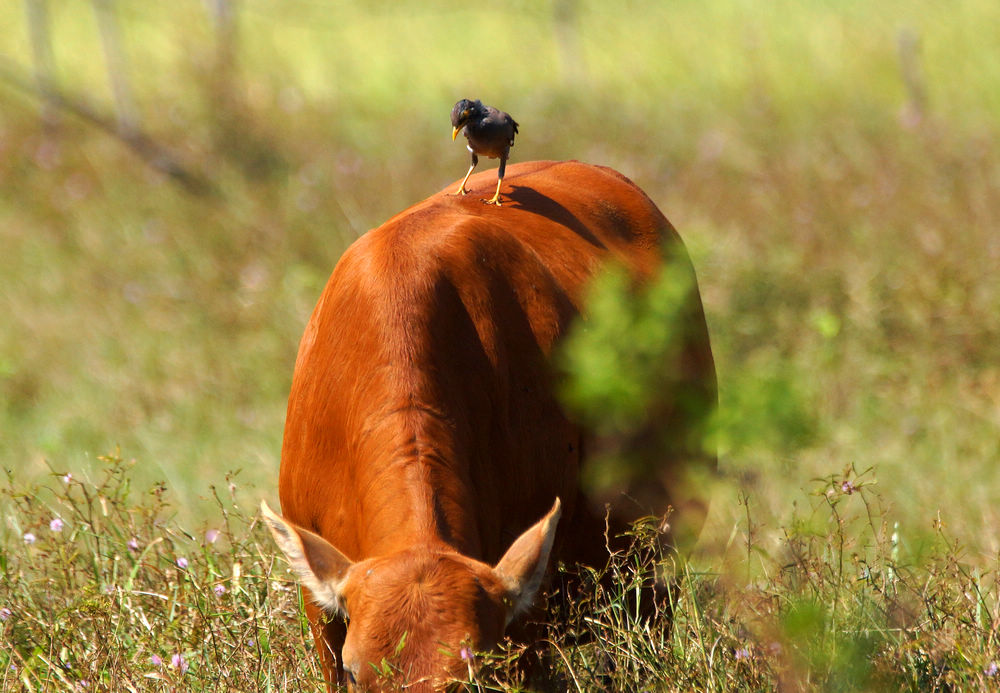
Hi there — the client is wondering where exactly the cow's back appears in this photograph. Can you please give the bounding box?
[278,160,705,567]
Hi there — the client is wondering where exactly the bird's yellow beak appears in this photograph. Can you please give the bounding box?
[452,126,461,141]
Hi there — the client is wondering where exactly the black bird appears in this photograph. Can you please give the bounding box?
[450,99,519,206]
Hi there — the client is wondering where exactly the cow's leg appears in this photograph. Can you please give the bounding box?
[303,598,347,691]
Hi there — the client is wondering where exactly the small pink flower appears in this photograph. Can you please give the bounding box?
[205,529,220,544]
[459,646,474,662]
[23,532,36,545]
[213,584,227,596]
[150,654,162,667]
[175,557,189,570]
[734,647,751,661]
[0,607,12,621]
[34,140,61,170]
[50,517,64,532]
[170,653,188,674]
[62,473,72,484]
[127,537,140,551]
[986,661,999,677]
[841,480,855,495]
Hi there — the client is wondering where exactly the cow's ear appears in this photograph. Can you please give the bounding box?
[260,500,354,615]
[493,498,562,618]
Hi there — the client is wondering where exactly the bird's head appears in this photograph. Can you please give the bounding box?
[451,98,481,140]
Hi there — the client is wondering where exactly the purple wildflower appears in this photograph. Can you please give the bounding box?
[214,584,227,596]
[0,607,11,621]
[127,537,140,552]
[175,557,189,570]
[171,653,188,674]
[841,479,855,495]
[150,654,162,667]
[34,140,61,170]
[62,473,72,484]
[205,529,220,544]
[734,647,751,661]
[459,646,474,662]
[986,661,999,677]
[50,517,64,532]
[23,532,36,545]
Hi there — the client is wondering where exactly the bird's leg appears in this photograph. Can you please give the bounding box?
[453,153,478,196]
[483,177,504,206]
[483,154,507,206]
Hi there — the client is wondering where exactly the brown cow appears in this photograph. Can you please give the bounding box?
[262,160,715,691]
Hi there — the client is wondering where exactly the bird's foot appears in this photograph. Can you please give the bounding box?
[451,187,470,197]
[483,177,504,206]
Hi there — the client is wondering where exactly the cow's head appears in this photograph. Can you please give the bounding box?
[260,499,561,690]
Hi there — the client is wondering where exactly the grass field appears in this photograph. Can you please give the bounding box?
[2,0,1000,689]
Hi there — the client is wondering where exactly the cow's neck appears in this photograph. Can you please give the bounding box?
[354,406,480,559]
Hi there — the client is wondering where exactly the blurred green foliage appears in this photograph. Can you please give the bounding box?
[0,0,997,559]
[557,247,720,531]
[560,260,698,436]
[779,597,882,691]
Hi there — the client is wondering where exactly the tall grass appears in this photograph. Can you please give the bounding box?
[3,455,1000,690]
[1,452,324,691]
